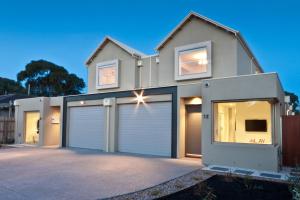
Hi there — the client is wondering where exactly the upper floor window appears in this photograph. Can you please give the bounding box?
[96,59,119,89]
[175,41,212,80]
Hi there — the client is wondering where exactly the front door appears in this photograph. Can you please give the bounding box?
[25,112,40,144]
[185,105,202,157]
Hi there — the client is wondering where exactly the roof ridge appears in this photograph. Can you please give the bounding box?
[106,36,147,57]
[155,11,238,50]
[86,36,147,65]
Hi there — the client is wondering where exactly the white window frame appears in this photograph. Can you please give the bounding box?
[96,59,119,89]
[211,99,275,146]
[175,41,212,81]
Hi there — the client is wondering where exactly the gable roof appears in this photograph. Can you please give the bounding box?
[156,11,263,72]
[85,36,147,65]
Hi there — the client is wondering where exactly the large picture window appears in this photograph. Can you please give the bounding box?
[175,41,212,80]
[213,100,273,145]
[96,59,119,89]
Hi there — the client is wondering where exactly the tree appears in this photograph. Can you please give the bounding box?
[285,91,300,115]
[17,60,85,96]
[0,77,26,95]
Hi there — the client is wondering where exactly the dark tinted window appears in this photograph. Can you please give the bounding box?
[245,120,267,132]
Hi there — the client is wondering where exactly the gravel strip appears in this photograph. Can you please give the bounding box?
[104,169,215,200]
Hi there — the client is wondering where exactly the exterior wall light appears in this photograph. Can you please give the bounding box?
[190,97,202,105]
[134,90,145,105]
[80,101,85,105]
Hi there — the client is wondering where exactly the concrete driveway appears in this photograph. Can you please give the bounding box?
[0,147,202,200]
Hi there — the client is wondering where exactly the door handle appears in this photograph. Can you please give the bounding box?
[37,119,40,134]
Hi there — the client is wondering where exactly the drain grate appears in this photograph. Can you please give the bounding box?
[210,166,230,172]
[234,169,254,175]
[260,173,282,179]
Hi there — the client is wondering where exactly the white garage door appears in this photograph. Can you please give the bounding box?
[68,106,105,150]
[118,102,172,157]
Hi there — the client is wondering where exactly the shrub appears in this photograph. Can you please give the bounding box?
[289,166,300,200]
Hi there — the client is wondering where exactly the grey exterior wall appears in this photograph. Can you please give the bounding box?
[14,97,46,146]
[87,41,138,94]
[140,56,159,88]
[14,96,63,147]
[86,17,262,94]
[236,41,260,75]
[201,73,284,171]
[158,18,238,86]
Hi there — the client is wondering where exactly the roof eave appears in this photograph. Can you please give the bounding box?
[236,32,264,73]
[155,11,238,51]
[85,36,110,66]
[85,36,144,66]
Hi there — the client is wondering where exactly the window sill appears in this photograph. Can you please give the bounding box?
[96,84,119,90]
[175,73,212,81]
[212,141,276,149]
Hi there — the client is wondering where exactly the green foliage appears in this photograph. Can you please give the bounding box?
[291,185,300,200]
[17,60,85,96]
[289,168,300,200]
[150,189,162,197]
[194,183,217,200]
[285,91,300,114]
[240,175,264,191]
[174,181,184,189]
[203,187,217,200]
[0,77,26,95]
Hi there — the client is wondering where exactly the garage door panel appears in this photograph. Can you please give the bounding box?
[68,106,104,150]
[118,102,172,157]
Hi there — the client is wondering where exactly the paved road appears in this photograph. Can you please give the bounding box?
[0,147,202,200]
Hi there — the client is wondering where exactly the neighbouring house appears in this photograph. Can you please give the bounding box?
[14,12,286,172]
[0,94,30,118]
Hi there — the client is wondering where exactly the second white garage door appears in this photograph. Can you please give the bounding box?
[68,106,105,150]
[118,102,172,157]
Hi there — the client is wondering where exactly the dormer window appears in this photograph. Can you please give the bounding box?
[96,59,119,89]
[175,41,212,80]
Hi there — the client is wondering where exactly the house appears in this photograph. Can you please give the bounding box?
[0,94,30,118]
[14,12,285,172]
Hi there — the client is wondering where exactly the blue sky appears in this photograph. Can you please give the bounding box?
[0,0,299,96]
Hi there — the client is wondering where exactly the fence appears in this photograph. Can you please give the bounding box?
[0,117,15,144]
[282,115,300,167]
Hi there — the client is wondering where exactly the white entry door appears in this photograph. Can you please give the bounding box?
[118,102,172,157]
[68,106,105,150]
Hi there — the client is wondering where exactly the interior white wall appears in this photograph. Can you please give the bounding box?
[215,101,272,144]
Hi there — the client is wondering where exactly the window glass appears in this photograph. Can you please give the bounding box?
[98,65,116,86]
[213,101,272,145]
[179,48,208,75]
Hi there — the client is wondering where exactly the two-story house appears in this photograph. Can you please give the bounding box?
[14,12,285,172]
